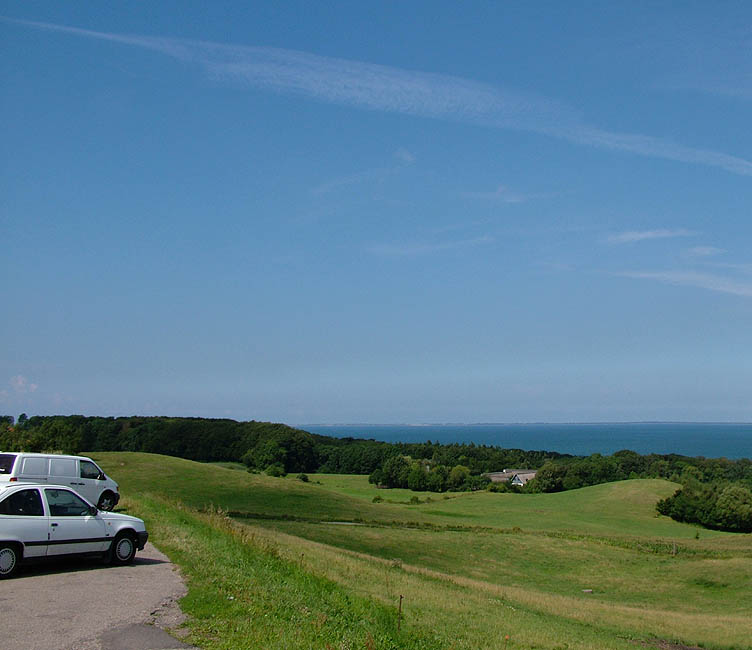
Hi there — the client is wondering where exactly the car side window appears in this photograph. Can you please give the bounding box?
[45,489,92,517]
[0,489,45,516]
[79,460,101,480]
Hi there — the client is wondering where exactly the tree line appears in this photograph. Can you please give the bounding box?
[0,414,570,476]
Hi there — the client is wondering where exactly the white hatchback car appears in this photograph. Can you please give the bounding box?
[0,483,148,578]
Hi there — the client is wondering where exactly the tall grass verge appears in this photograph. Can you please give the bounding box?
[125,494,442,650]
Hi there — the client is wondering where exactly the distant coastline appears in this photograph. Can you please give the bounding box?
[300,422,752,460]
[301,421,752,426]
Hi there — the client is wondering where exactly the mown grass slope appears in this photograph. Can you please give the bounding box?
[92,452,752,650]
[96,452,435,524]
[311,473,727,539]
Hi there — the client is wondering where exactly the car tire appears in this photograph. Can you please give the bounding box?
[0,544,19,579]
[97,491,117,511]
[109,532,137,565]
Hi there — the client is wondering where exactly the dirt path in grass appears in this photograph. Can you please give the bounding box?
[0,543,195,650]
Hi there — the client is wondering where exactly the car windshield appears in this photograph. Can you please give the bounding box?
[0,454,17,475]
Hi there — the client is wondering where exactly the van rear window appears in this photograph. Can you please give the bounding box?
[0,454,17,474]
[21,457,48,475]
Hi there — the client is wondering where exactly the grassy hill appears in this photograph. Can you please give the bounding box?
[91,452,752,650]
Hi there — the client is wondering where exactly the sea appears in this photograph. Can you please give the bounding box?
[300,423,752,460]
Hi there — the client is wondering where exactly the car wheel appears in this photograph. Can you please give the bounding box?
[97,492,117,511]
[0,545,19,579]
[110,532,137,565]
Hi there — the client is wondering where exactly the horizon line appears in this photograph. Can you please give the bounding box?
[297,420,752,427]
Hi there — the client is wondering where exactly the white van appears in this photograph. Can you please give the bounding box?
[0,453,120,511]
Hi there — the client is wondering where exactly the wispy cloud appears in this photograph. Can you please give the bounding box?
[657,24,752,102]
[607,229,696,244]
[9,375,38,394]
[670,75,752,102]
[393,148,415,165]
[5,17,752,177]
[560,127,752,177]
[462,185,528,203]
[369,236,493,256]
[539,261,574,272]
[312,166,393,195]
[711,262,752,275]
[686,246,725,257]
[618,271,752,297]
[312,148,415,195]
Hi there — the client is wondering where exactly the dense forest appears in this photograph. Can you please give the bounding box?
[1,414,751,530]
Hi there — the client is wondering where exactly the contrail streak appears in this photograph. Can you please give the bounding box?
[5,16,752,177]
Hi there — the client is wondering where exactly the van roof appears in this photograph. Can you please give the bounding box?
[0,452,93,461]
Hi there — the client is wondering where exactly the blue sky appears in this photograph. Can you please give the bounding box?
[2,2,751,423]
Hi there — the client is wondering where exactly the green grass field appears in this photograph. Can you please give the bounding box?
[91,452,752,649]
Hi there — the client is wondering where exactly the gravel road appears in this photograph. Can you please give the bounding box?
[0,543,195,650]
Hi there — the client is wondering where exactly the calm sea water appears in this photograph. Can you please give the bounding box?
[301,423,752,459]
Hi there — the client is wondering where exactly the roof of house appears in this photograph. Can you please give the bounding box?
[483,469,537,482]
[510,471,538,485]
[483,471,515,482]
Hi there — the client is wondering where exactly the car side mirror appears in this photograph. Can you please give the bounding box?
[98,472,105,480]
[89,506,98,516]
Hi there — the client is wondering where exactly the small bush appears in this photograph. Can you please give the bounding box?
[265,463,287,477]
[296,473,309,482]
[487,481,509,493]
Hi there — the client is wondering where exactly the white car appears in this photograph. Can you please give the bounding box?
[0,483,148,579]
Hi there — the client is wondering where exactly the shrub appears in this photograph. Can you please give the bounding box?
[487,481,509,493]
[656,481,752,532]
[368,468,384,485]
[265,463,286,477]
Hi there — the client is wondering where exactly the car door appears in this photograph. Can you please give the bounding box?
[44,488,110,555]
[76,459,104,504]
[0,488,49,558]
